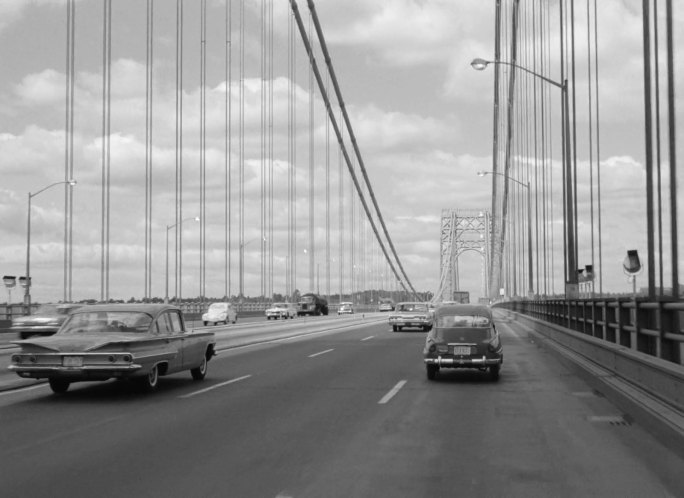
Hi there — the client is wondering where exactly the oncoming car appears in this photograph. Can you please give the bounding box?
[265,302,298,320]
[337,302,354,315]
[389,302,432,332]
[8,304,216,394]
[202,302,237,326]
[423,304,502,381]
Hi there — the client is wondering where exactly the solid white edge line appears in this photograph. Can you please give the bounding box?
[378,380,407,404]
[179,374,252,399]
[308,348,334,358]
[361,336,374,341]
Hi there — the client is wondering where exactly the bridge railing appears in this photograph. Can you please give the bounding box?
[495,298,684,366]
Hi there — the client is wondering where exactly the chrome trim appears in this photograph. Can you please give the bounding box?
[424,356,501,366]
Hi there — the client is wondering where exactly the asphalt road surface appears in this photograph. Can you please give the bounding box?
[1,313,684,497]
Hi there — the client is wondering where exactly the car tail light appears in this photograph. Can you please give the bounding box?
[11,355,22,364]
[428,344,436,353]
[436,344,448,354]
[122,354,132,363]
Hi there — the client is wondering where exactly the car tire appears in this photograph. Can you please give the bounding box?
[490,364,501,381]
[203,321,208,326]
[426,365,438,380]
[191,356,208,380]
[232,317,237,324]
[139,365,159,391]
[49,378,70,394]
[392,325,397,332]
[397,326,403,332]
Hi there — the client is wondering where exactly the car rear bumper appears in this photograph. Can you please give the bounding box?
[424,356,501,367]
[9,363,143,380]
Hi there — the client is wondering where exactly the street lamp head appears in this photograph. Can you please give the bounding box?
[477,171,490,177]
[193,217,200,222]
[68,179,77,186]
[470,58,490,71]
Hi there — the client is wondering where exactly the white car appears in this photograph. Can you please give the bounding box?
[202,302,237,326]
[337,302,354,315]
[265,303,298,320]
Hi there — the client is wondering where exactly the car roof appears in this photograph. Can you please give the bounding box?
[433,304,491,319]
[69,303,180,315]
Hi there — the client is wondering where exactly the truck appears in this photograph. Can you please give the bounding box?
[297,293,329,316]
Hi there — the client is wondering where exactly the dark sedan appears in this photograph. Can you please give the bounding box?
[9,303,216,394]
[423,304,503,381]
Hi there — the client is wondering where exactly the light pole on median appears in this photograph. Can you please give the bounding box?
[478,171,533,297]
[25,179,77,314]
[471,57,577,295]
[165,217,199,304]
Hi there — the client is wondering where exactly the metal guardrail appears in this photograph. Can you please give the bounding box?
[495,298,684,366]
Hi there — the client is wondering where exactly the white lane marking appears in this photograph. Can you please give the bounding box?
[378,380,407,404]
[308,348,334,358]
[0,383,47,396]
[179,374,252,399]
[361,336,374,341]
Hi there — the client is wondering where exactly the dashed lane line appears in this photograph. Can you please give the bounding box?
[179,374,252,399]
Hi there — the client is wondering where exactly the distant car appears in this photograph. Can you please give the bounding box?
[378,298,395,312]
[202,302,237,326]
[389,302,432,332]
[8,303,216,394]
[10,303,83,339]
[337,302,354,315]
[265,302,298,320]
[423,304,502,381]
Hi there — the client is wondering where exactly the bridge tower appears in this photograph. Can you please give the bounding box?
[436,209,491,302]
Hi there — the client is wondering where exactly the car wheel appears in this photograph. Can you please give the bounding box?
[426,365,438,380]
[139,365,159,391]
[203,321,208,326]
[392,325,397,332]
[233,317,237,324]
[49,378,70,394]
[397,326,403,332]
[490,364,501,381]
[191,356,208,380]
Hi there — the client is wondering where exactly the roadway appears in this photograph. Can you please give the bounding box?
[1,312,683,497]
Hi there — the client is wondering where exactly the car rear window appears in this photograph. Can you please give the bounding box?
[435,327,493,342]
[435,314,490,328]
[60,311,153,334]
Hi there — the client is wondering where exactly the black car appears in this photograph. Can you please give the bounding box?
[423,304,503,380]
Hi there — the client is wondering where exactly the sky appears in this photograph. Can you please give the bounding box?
[0,0,682,304]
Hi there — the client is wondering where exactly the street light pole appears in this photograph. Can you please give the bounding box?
[471,58,577,295]
[165,216,199,304]
[25,180,77,314]
[478,171,533,296]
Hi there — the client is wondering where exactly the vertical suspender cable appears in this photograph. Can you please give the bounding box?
[665,0,679,296]
[144,0,154,301]
[100,0,112,302]
[200,0,207,302]
[226,0,232,299]
[308,13,315,293]
[642,0,656,297]
[64,0,76,302]
[175,0,184,303]
[238,0,245,299]
[652,0,664,296]
[585,0,595,296]
[593,0,603,295]
[325,68,330,300]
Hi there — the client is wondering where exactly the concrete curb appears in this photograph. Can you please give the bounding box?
[498,309,684,460]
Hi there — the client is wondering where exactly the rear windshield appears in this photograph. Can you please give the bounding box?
[396,303,427,312]
[60,311,153,334]
[208,303,229,311]
[435,314,490,328]
[435,327,493,342]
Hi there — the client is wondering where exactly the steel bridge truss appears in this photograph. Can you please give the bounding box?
[436,209,491,302]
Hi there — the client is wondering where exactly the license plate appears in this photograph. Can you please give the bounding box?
[63,356,83,367]
[452,346,471,355]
